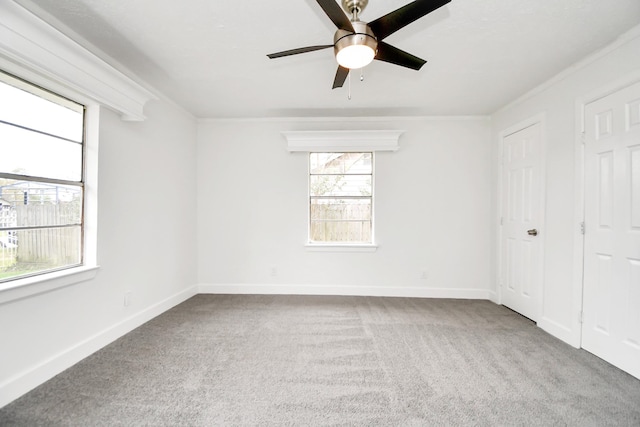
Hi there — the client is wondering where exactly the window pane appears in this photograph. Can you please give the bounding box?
[310,174,372,197]
[310,198,371,220]
[310,152,372,174]
[310,198,371,243]
[0,179,82,227]
[310,220,372,242]
[309,152,373,244]
[0,225,81,282]
[0,72,83,142]
[0,122,82,181]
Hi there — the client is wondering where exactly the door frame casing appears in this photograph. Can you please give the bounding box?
[497,113,547,322]
[573,70,640,348]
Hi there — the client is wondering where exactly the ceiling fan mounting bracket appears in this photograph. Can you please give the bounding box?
[342,0,369,18]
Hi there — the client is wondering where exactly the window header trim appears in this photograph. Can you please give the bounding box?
[0,2,156,121]
[284,130,403,152]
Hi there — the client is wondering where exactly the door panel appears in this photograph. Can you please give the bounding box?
[594,253,612,333]
[582,81,640,380]
[500,122,543,321]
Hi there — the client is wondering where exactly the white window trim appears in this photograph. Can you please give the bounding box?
[284,130,403,152]
[0,3,153,303]
[304,243,378,252]
[0,266,99,305]
[307,152,376,250]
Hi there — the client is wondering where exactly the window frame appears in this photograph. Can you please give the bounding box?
[0,71,99,303]
[307,152,377,251]
[0,70,86,283]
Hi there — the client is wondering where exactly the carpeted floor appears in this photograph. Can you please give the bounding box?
[2,295,640,426]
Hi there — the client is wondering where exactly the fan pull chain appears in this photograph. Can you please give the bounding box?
[347,69,365,100]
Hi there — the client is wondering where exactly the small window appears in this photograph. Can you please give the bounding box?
[309,152,373,244]
[0,70,85,282]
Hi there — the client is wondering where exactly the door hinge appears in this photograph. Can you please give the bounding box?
[580,131,586,145]
[578,311,584,324]
[500,217,504,226]
[580,222,585,235]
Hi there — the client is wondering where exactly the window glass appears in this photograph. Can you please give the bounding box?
[0,123,82,181]
[0,179,82,227]
[0,76,83,142]
[309,152,373,244]
[310,174,372,197]
[0,70,84,282]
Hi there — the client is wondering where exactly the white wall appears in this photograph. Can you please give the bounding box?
[0,99,198,406]
[197,117,493,298]
[490,27,640,345]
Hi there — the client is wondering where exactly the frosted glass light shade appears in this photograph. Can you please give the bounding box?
[336,44,375,69]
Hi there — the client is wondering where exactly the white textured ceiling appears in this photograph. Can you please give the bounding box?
[14,0,640,118]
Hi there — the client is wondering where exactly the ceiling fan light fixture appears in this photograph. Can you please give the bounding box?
[336,43,376,69]
[333,21,378,70]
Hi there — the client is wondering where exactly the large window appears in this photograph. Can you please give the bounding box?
[309,152,373,244]
[0,70,85,282]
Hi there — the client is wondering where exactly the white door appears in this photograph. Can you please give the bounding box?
[582,81,640,379]
[500,122,543,321]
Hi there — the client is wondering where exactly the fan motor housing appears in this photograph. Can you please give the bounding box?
[333,21,378,57]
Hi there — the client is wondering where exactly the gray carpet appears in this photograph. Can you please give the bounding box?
[1,295,639,426]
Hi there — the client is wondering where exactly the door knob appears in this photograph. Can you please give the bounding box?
[527,229,538,236]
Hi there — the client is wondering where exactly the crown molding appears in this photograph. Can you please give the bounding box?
[0,1,157,121]
[494,23,640,115]
[198,115,490,124]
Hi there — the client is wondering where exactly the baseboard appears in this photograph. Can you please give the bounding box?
[487,290,499,304]
[198,283,492,300]
[0,285,198,408]
[538,316,580,348]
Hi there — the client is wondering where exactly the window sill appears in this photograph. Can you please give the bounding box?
[0,265,99,305]
[305,243,378,253]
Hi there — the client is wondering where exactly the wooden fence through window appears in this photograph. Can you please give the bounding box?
[1,204,81,268]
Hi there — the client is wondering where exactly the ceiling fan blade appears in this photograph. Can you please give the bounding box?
[369,0,451,41]
[332,65,349,89]
[316,0,354,32]
[267,45,333,59]
[374,41,426,70]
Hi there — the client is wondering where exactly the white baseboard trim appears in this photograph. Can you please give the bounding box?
[0,285,198,408]
[487,290,499,304]
[538,316,580,348]
[198,283,492,300]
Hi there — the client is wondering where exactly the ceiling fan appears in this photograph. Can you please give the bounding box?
[267,0,451,89]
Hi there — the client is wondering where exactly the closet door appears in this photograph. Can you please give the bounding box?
[582,81,640,379]
[500,122,543,322]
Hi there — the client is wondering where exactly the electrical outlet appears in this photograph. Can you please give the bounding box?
[420,270,429,280]
[270,267,278,277]
[124,291,132,307]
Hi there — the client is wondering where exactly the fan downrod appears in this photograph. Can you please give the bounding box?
[342,0,368,19]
